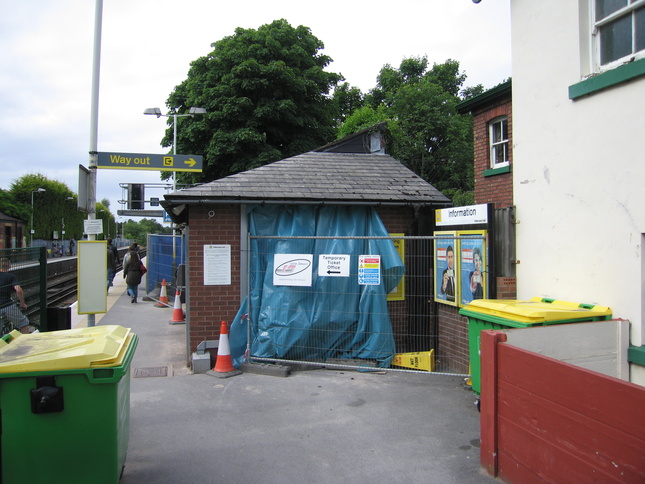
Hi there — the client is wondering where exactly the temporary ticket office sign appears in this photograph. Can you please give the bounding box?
[318,254,350,277]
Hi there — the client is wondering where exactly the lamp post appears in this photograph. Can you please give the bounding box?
[30,188,46,247]
[144,106,206,283]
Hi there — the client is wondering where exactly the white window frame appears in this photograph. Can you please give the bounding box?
[591,0,645,72]
[488,116,509,169]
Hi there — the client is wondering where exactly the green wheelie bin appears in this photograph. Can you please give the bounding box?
[459,297,611,398]
[0,325,138,484]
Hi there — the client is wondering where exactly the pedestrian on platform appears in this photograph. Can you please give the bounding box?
[0,258,30,333]
[106,238,119,291]
[122,245,143,303]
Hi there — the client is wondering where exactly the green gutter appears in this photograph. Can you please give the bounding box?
[456,80,512,114]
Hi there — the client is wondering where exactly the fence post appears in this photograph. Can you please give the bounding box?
[480,329,507,477]
[38,246,48,330]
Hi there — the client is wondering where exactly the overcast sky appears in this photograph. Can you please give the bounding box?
[0,0,511,223]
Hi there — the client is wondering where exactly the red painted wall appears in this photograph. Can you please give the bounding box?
[480,330,645,483]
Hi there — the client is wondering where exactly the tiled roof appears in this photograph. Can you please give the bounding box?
[165,152,450,205]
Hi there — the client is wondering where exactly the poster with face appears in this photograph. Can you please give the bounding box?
[459,231,487,306]
[434,231,458,306]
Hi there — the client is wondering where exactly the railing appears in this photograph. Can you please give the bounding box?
[1,246,142,330]
[240,235,477,376]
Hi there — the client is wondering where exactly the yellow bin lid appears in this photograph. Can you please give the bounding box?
[461,297,612,324]
[0,325,133,373]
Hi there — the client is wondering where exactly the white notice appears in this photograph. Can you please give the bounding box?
[204,244,231,285]
[83,219,103,235]
[273,253,313,287]
[318,254,350,277]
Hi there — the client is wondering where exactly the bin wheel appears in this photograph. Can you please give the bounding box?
[474,398,480,413]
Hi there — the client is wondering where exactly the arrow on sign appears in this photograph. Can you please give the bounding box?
[184,158,197,168]
[327,270,341,274]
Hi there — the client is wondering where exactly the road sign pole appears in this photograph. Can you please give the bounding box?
[172,114,177,287]
[86,0,103,327]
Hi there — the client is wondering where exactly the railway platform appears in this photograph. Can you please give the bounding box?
[69,271,491,483]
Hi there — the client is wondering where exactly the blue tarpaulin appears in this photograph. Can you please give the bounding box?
[229,205,404,368]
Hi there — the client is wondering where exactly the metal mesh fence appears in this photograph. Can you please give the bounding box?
[245,236,473,376]
[145,234,184,299]
[0,247,46,331]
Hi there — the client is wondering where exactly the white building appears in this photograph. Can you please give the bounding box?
[510,1,645,383]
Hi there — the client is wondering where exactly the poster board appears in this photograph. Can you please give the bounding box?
[77,240,107,314]
[387,234,405,301]
[459,230,487,306]
[434,231,458,306]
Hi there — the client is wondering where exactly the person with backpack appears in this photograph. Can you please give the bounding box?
[122,245,143,303]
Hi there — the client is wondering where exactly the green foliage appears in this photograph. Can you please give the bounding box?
[164,19,343,184]
[337,106,389,139]
[340,57,477,195]
[442,188,475,207]
[122,219,170,247]
[0,190,29,221]
[331,82,364,127]
[8,174,86,241]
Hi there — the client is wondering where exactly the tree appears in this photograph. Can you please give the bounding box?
[0,189,29,222]
[341,58,481,199]
[163,19,342,184]
[331,82,364,127]
[8,174,87,242]
[122,219,169,247]
[336,105,389,139]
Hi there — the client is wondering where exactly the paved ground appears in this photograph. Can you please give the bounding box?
[73,275,494,483]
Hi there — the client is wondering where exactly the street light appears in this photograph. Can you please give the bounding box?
[30,188,46,247]
[144,106,207,282]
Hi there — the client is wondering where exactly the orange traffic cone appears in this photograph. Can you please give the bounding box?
[170,289,185,323]
[155,279,169,308]
[212,321,241,377]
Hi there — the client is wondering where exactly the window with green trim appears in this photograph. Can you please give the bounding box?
[489,116,509,169]
[594,0,645,69]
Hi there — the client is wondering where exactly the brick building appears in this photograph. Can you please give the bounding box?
[0,211,26,249]
[162,126,452,367]
[457,80,516,300]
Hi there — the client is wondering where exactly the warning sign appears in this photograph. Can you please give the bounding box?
[358,255,381,286]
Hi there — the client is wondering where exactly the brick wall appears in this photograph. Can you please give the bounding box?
[472,99,513,209]
[186,204,242,354]
[472,95,516,301]
[496,276,517,299]
[437,304,470,373]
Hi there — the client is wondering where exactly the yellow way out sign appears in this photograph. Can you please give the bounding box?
[97,152,203,172]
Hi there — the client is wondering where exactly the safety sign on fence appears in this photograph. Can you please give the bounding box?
[358,255,381,286]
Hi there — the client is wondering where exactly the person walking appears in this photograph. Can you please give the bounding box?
[0,258,30,333]
[122,245,143,303]
[106,238,119,291]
